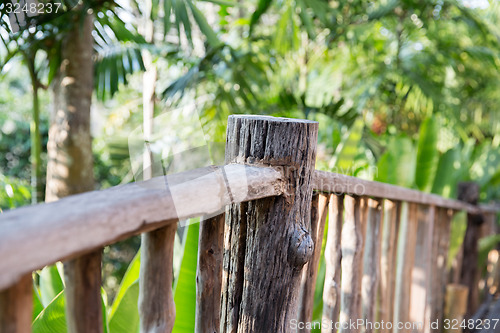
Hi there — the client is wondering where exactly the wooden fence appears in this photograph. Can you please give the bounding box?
[0,115,498,333]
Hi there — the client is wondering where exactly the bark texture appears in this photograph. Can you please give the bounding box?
[139,224,177,333]
[46,13,94,201]
[0,274,32,333]
[196,214,225,333]
[221,115,318,333]
[322,194,344,333]
[45,12,100,333]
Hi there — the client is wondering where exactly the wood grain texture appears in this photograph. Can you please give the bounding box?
[410,205,433,333]
[0,274,32,333]
[394,203,418,333]
[64,250,103,333]
[378,200,401,332]
[429,208,453,333]
[196,214,225,333]
[361,198,383,333]
[340,195,364,333]
[443,284,469,333]
[0,164,283,290]
[221,115,318,333]
[322,194,344,333]
[139,224,177,333]
[424,205,436,333]
[313,171,481,213]
[298,193,329,332]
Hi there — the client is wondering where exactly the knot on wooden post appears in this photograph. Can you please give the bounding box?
[288,225,314,268]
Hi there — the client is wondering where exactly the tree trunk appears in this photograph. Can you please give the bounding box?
[46,13,94,201]
[45,12,101,333]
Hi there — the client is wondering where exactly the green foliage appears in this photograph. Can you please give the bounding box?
[415,117,439,192]
[375,135,416,187]
[173,221,200,333]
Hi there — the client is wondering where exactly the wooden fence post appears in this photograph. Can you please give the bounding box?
[139,224,177,332]
[340,195,364,333]
[361,198,383,333]
[378,200,401,333]
[298,193,329,332]
[322,194,344,333]
[220,115,318,333]
[443,284,469,333]
[457,182,482,318]
[64,250,103,333]
[394,202,418,333]
[196,213,225,333]
[0,274,32,333]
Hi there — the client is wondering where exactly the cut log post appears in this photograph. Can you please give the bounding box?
[378,200,401,333]
[394,202,418,333]
[0,274,32,333]
[64,250,103,333]
[196,213,225,333]
[361,198,383,333]
[139,224,177,333]
[220,115,318,333]
[340,195,365,333]
[443,284,469,333]
[410,205,434,333]
[457,182,482,318]
[322,194,344,333]
[298,193,329,332]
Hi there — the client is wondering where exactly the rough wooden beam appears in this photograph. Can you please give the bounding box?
[298,193,329,332]
[0,274,32,333]
[139,224,176,333]
[64,250,103,333]
[196,214,225,333]
[322,194,344,333]
[313,171,481,213]
[340,195,364,333]
[361,198,383,333]
[0,164,283,291]
[220,115,318,333]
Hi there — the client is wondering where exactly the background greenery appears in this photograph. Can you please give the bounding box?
[1,0,499,331]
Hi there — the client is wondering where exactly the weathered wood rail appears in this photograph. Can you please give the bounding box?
[0,115,497,333]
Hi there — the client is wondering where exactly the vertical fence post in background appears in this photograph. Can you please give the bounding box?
[394,202,418,333]
[443,284,469,333]
[196,213,225,333]
[457,182,482,318]
[64,250,103,333]
[361,198,383,333]
[410,205,434,333]
[139,224,177,332]
[340,195,364,333]
[298,193,329,332]
[429,208,453,333]
[378,200,401,333]
[322,194,344,333]
[220,115,318,333]
[0,274,32,333]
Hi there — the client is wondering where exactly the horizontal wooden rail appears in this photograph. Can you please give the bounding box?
[313,170,485,214]
[0,164,283,290]
[0,165,497,292]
